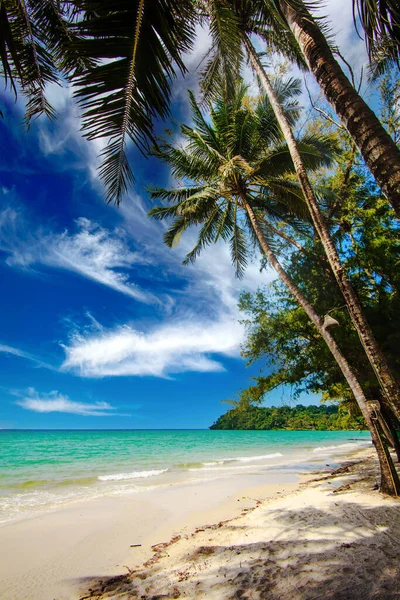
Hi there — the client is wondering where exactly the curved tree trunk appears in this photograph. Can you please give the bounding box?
[381,404,400,462]
[243,197,400,496]
[277,0,400,217]
[243,33,400,424]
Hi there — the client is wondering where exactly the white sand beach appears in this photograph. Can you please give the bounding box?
[1,447,399,600]
[0,469,298,600]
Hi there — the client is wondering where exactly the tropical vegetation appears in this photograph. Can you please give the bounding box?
[210,403,366,431]
[148,77,400,495]
[1,1,399,208]
[0,1,399,495]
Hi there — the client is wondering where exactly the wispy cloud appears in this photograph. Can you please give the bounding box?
[60,234,272,378]
[0,209,158,303]
[0,202,274,380]
[0,343,55,370]
[62,315,243,378]
[15,388,123,416]
[0,343,29,359]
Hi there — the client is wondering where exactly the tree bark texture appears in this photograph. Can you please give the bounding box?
[278,0,400,218]
[243,34,400,423]
[381,404,400,462]
[244,198,400,496]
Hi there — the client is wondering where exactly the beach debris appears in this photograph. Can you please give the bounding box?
[130,544,142,547]
[123,565,134,574]
[151,536,181,552]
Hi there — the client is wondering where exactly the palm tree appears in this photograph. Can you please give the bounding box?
[2,1,400,215]
[201,0,400,423]
[275,0,400,216]
[3,1,399,422]
[0,0,92,124]
[352,0,400,71]
[0,0,197,202]
[149,86,400,495]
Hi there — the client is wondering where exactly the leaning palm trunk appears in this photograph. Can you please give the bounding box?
[242,34,400,423]
[243,198,400,496]
[277,0,400,217]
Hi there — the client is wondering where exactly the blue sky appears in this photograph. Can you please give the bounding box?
[0,1,370,429]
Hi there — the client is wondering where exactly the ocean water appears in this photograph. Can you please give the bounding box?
[0,429,371,524]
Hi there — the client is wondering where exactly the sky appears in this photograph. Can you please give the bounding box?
[0,1,371,430]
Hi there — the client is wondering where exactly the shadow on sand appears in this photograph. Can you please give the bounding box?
[75,488,400,600]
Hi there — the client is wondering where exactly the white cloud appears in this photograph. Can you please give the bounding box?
[0,343,28,359]
[59,219,275,378]
[62,315,244,378]
[0,209,158,304]
[183,24,212,72]
[15,388,120,416]
[0,343,55,370]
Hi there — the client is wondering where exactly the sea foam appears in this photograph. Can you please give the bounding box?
[98,469,168,482]
[313,441,369,453]
[203,453,283,466]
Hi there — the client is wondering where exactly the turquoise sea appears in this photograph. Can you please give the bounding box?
[0,429,371,524]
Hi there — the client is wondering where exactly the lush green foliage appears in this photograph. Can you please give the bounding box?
[352,0,400,74]
[210,403,366,430]
[149,82,333,277]
[1,1,398,203]
[237,109,400,413]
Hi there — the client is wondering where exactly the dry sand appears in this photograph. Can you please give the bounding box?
[0,470,298,600]
[77,448,400,600]
[1,448,399,600]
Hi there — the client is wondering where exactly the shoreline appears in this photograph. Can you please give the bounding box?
[0,445,383,600]
[78,446,400,600]
[0,469,301,600]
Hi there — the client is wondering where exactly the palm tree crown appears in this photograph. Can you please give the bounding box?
[149,81,332,276]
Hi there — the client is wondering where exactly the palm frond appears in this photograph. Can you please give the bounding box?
[244,209,282,255]
[200,0,243,103]
[215,202,234,242]
[0,1,21,93]
[353,0,400,66]
[164,216,189,248]
[182,203,224,265]
[295,135,336,170]
[230,202,248,278]
[72,0,196,204]
[148,204,182,221]
[4,0,61,125]
[254,135,334,179]
[149,185,206,204]
[31,0,94,76]
[154,143,218,181]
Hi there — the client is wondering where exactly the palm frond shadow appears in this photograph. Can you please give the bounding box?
[76,460,400,600]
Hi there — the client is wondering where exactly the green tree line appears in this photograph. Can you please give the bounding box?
[210,403,366,431]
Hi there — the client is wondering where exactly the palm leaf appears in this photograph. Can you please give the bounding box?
[200,0,243,103]
[182,202,223,265]
[4,0,61,125]
[164,216,189,248]
[0,0,22,94]
[31,0,94,76]
[149,185,206,205]
[353,0,400,66]
[72,0,196,204]
[230,202,248,278]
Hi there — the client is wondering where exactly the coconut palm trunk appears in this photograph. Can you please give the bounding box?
[243,197,400,496]
[277,0,400,218]
[242,33,400,423]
